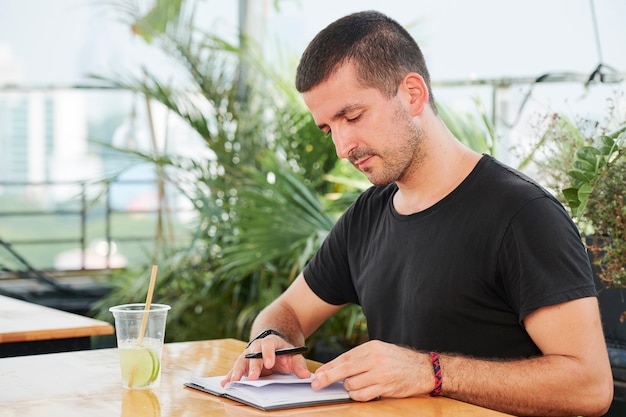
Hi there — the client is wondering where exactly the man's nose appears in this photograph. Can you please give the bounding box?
[332,128,357,159]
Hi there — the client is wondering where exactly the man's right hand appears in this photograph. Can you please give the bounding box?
[220,334,311,386]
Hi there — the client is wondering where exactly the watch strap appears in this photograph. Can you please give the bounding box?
[246,329,285,348]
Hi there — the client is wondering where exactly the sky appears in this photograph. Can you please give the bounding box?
[271,0,626,81]
[266,0,626,132]
[0,0,625,157]
[1,0,624,84]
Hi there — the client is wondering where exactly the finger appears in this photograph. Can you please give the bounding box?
[246,337,282,379]
[312,364,354,390]
[312,350,348,376]
[243,341,264,379]
[261,341,279,371]
[220,369,233,387]
[247,356,265,379]
[290,355,312,379]
[221,358,248,386]
[261,349,310,377]
[342,373,375,393]
[345,383,383,402]
[341,374,385,402]
[312,351,365,390]
[275,355,311,379]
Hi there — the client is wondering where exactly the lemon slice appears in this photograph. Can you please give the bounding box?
[148,349,160,384]
[120,346,158,388]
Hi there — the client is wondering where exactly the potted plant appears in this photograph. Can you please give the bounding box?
[533,109,626,288]
[536,111,626,403]
[563,124,626,288]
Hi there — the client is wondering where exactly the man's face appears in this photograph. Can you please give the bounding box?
[302,63,425,186]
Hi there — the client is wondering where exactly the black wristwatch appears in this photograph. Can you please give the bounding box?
[246,329,285,348]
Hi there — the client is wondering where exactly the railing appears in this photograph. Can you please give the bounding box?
[0,178,192,275]
[1,72,624,275]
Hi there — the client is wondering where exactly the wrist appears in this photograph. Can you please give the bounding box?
[428,351,443,396]
[247,329,285,348]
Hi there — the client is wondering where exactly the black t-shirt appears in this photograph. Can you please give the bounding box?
[303,155,596,359]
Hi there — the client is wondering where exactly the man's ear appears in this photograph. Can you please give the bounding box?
[401,72,429,116]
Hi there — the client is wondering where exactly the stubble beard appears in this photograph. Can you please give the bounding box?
[352,111,426,187]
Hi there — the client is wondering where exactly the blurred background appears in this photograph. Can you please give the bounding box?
[0,0,624,344]
[1,0,624,270]
[2,2,625,412]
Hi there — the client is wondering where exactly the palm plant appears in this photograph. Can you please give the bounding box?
[92,0,365,346]
[93,1,513,352]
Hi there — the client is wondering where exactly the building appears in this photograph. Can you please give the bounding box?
[0,88,103,202]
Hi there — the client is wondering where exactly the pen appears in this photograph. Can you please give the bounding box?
[245,346,308,359]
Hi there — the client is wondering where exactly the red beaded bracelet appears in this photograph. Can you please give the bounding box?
[429,351,443,396]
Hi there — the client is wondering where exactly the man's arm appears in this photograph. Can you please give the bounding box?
[442,296,613,416]
[221,273,343,384]
[312,297,613,417]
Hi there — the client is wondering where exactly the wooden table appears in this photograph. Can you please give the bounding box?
[0,294,114,357]
[0,338,514,417]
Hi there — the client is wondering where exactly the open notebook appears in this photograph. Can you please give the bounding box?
[185,373,351,411]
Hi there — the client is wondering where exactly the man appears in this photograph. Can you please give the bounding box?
[222,10,613,416]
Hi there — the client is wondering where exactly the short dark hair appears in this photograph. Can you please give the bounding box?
[295,10,436,111]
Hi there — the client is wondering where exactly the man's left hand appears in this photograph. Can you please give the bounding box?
[311,340,434,401]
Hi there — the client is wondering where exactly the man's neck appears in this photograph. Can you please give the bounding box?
[392,145,482,215]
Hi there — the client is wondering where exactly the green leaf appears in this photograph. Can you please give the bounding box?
[562,187,581,209]
[567,168,594,185]
[577,182,593,200]
[131,0,184,43]
[575,146,601,166]
[574,183,594,218]
[572,159,597,174]
[610,124,626,140]
[598,135,617,155]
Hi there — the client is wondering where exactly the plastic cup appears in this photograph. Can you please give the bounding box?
[109,303,171,390]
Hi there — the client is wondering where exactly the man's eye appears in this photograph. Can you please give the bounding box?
[347,114,361,123]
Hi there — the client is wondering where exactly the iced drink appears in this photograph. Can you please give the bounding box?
[110,304,170,389]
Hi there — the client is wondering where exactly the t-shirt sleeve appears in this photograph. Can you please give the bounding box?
[303,205,360,306]
[498,196,597,322]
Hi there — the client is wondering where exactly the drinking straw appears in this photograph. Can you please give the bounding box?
[128,265,158,387]
[138,264,159,346]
